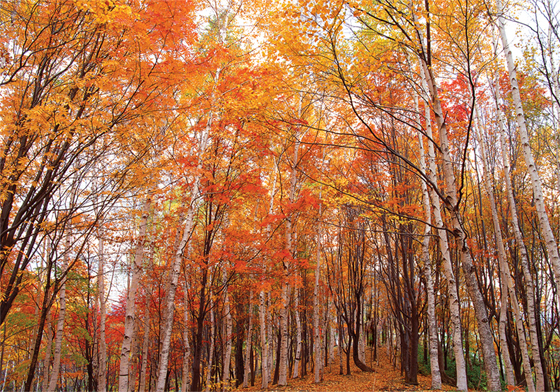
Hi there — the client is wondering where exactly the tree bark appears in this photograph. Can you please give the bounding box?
[475,110,537,392]
[419,69,468,391]
[138,304,150,392]
[420,57,501,391]
[243,291,253,388]
[119,199,150,392]
[495,89,546,391]
[222,273,233,391]
[47,237,70,392]
[495,0,560,315]
[415,93,442,389]
[259,290,269,388]
[98,232,107,392]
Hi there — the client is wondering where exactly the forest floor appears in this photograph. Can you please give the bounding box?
[242,346,458,392]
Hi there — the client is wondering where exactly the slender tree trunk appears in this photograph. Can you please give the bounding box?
[138,304,150,392]
[419,70,468,391]
[47,238,70,392]
[495,0,560,314]
[204,303,215,392]
[420,58,501,391]
[259,290,269,389]
[495,90,546,391]
[42,311,53,392]
[222,274,232,391]
[475,113,536,392]
[415,93,442,389]
[278,285,289,385]
[98,233,107,392]
[119,199,150,392]
[292,288,302,379]
[243,292,253,388]
[267,293,274,379]
[181,281,191,392]
[155,106,213,392]
[313,199,323,383]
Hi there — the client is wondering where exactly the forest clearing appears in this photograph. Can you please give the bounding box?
[1,0,560,391]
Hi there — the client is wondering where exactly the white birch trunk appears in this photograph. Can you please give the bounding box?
[420,58,501,391]
[155,104,214,392]
[119,199,150,392]
[181,281,191,392]
[496,94,546,390]
[329,306,335,364]
[419,71,468,391]
[313,199,323,383]
[475,113,536,392]
[204,303,215,392]
[267,294,274,378]
[496,0,560,312]
[259,290,269,388]
[243,291,253,388]
[222,274,232,391]
[46,236,69,392]
[415,93,442,389]
[278,285,289,385]
[138,304,150,392]
[292,289,302,378]
[98,233,107,392]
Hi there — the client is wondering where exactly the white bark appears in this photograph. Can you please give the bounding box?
[204,302,215,392]
[267,293,273,378]
[155,105,213,392]
[181,281,191,392]
[419,70,468,391]
[278,285,289,385]
[329,306,335,364]
[119,199,150,392]
[222,273,232,391]
[98,233,107,392]
[419,54,502,390]
[138,304,150,392]
[496,0,560,313]
[46,236,69,392]
[496,95,546,391]
[292,288,302,378]
[243,291,253,388]
[415,93,442,389]
[259,290,269,388]
[313,199,323,383]
[475,111,536,392]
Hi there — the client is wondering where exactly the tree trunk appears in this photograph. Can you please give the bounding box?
[259,290,269,389]
[419,69,468,391]
[119,199,150,392]
[98,232,107,392]
[138,304,150,392]
[222,274,232,391]
[475,112,536,392]
[243,291,253,388]
[181,281,191,392]
[420,58,501,391]
[496,0,560,316]
[278,284,289,386]
[204,303,215,392]
[292,288,302,379]
[313,199,323,383]
[495,87,546,391]
[415,93,442,389]
[47,238,70,392]
[42,311,53,392]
